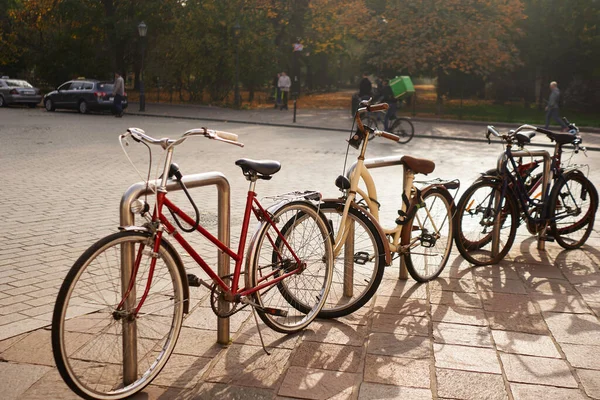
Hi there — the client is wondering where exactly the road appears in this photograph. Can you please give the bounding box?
[1,106,600,399]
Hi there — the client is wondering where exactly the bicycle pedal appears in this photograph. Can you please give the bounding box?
[262,307,288,317]
[187,274,211,289]
[354,251,370,265]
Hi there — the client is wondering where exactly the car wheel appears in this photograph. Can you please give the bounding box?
[78,100,88,114]
[28,103,37,109]
[0,95,6,107]
[44,99,55,112]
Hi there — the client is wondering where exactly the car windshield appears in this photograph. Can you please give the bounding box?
[97,82,114,93]
[5,80,33,88]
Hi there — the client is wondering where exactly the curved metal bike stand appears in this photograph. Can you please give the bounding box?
[346,155,409,280]
[496,150,552,252]
[119,172,230,385]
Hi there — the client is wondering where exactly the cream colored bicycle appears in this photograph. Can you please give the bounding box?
[316,100,458,318]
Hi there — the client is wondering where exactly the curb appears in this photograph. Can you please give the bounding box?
[127,111,600,153]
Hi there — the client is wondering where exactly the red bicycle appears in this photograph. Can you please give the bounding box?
[51,127,333,400]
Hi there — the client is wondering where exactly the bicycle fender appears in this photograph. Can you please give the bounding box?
[320,198,392,266]
[118,226,191,314]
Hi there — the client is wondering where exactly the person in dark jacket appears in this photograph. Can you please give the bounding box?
[544,81,568,131]
[380,79,397,131]
[358,73,372,100]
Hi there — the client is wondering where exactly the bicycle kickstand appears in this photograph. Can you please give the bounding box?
[251,307,271,355]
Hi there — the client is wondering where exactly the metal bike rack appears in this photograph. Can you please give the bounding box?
[346,155,409,280]
[495,149,552,252]
[119,172,230,384]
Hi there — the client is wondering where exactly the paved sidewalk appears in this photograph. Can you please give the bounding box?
[1,105,599,399]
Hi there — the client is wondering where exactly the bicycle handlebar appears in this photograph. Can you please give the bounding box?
[486,123,583,153]
[367,103,389,112]
[377,129,400,142]
[122,127,244,149]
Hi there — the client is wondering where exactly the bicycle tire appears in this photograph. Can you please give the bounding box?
[550,171,598,249]
[454,180,519,265]
[52,231,185,400]
[401,186,455,282]
[390,117,414,144]
[249,201,333,334]
[314,201,386,318]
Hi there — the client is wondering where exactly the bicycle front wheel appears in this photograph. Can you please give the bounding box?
[52,231,185,400]
[550,171,598,249]
[250,201,333,334]
[454,180,518,265]
[401,186,455,282]
[390,117,414,144]
[316,201,386,318]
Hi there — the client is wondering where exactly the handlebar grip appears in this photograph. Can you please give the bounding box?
[367,103,389,112]
[381,131,400,142]
[213,130,238,142]
[535,126,555,136]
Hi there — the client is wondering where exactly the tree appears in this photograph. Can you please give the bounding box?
[375,0,525,111]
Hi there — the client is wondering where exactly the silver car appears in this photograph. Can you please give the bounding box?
[0,77,42,108]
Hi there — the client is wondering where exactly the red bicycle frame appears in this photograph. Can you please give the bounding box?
[117,189,304,315]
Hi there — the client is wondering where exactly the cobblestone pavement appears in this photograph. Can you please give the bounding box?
[1,105,600,399]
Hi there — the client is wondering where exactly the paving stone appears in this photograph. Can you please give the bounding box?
[485,311,549,334]
[373,296,428,316]
[363,354,430,387]
[0,318,49,341]
[367,333,431,359]
[524,277,577,295]
[433,343,501,374]
[206,344,291,388]
[278,367,357,400]
[432,322,493,348]
[517,263,567,280]
[560,343,600,370]
[429,290,483,309]
[358,382,432,400]
[544,312,600,345]
[173,326,225,358]
[471,264,521,281]
[436,368,507,400]
[475,276,528,295]
[0,313,28,326]
[182,306,250,334]
[0,362,52,400]
[491,330,561,358]
[575,285,600,303]
[430,304,487,326]
[577,369,600,399]
[531,293,591,314]
[500,353,578,388]
[371,312,429,336]
[376,279,427,299]
[234,323,302,350]
[291,341,363,372]
[0,332,26,353]
[151,354,212,388]
[480,293,537,313]
[187,382,275,399]
[429,277,476,293]
[301,320,368,347]
[18,369,83,400]
[510,382,586,400]
[0,329,54,366]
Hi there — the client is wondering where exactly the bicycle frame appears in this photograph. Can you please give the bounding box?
[118,188,303,316]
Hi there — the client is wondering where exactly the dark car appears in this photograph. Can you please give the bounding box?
[43,79,128,114]
[0,77,42,108]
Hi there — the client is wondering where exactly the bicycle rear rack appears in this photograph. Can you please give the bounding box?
[120,172,230,385]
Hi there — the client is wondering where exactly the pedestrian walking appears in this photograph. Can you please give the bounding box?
[544,81,568,131]
[112,72,125,118]
[273,72,281,108]
[380,79,397,131]
[358,72,372,101]
[278,71,291,110]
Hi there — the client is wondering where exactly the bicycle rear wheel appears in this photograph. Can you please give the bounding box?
[550,171,598,249]
[52,231,185,400]
[390,117,414,144]
[454,180,518,265]
[249,201,333,333]
[315,201,386,318]
[401,186,454,282]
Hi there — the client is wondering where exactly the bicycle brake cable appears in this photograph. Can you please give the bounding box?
[342,113,358,177]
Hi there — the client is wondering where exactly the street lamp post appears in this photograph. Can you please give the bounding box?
[138,21,147,112]
[233,21,241,108]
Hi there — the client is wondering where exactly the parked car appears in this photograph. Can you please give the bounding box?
[43,78,128,114]
[0,77,42,108]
